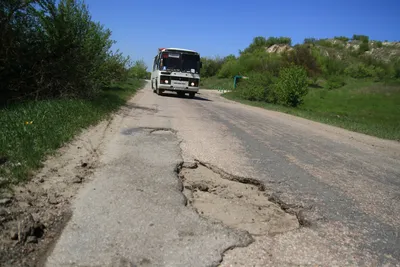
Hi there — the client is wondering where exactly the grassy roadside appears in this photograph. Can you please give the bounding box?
[0,79,144,188]
[223,79,400,141]
[200,77,232,90]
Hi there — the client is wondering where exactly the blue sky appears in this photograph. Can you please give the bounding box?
[84,0,399,70]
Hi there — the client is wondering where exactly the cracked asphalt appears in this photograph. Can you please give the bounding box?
[45,82,400,266]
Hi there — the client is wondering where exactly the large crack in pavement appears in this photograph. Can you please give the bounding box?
[45,127,254,267]
[177,160,302,265]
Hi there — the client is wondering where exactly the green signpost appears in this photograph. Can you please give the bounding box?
[216,75,249,93]
[233,75,249,89]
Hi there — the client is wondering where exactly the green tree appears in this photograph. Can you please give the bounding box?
[200,56,225,77]
[129,60,148,79]
[0,0,130,104]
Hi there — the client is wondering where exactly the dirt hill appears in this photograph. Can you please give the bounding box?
[264,39,400,63]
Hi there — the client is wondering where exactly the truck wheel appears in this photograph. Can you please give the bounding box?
[151,80,154,90]
[188,92,195,98]
[156,84,163,95]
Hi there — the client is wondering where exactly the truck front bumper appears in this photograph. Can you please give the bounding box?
[158,84,199,93]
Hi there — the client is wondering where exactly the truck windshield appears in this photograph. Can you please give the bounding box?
[161,54,181,71]
[182,54,200,73]
[160,52,200,73]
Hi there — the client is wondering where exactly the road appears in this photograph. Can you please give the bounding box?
[45,82,400,267]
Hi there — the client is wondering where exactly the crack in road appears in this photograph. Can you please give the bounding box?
[177,160,302,265]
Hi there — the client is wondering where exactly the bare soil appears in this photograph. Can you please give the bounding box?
[0,116,118,267]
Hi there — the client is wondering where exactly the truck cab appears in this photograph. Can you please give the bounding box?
[151,48,202,98]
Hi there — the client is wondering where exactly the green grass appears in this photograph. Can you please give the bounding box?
[200,77,233,90]
[223,78,400,141]
[0,78,144,188]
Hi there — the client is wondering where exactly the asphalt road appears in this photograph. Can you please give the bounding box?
[45,82,400,266]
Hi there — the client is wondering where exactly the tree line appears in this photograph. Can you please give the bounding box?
[0,0,148,106]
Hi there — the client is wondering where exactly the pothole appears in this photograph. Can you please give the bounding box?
[121,127,176,136]
[150,128,175,135]
[178,161,300,236]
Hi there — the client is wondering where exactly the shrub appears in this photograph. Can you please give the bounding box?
[353,34,369,42]
[275,65,309,107]
[217,59,241,78]
[316,39,333,47]
[334,36,350,42]
[345,63,374,78]
[282,45,321,77]
[393,60,400,79]
[326,76,346,89]
[376,41,383,48]
[359,42,369,53]
[373,67,386,81]
[242,36,292,54]
[129,60,149,79]
[235,72,276,102]
[316,53,347,77]
[201,56,226,78]
[217,51,283,78]
[265,36,292,47]
[261,54,285,77]
[242,51,283,75]
[239,51,267,73]
[304,38,317,44]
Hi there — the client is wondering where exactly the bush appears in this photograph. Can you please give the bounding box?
[353,34,369,42]
[275,65,309,107]
[129,60,148,79]
[392,60,400,79]
[265,37,292,47]
[359,42,369,53]
[316,39,333,47]
[241,36,292,54]
[217,59,241,78]
[261,54,285,76]
[282,45,321,77]
[316,53,347,77]
[200,56,226,78]
[304,38,317,44]
[217,51,283,78]
[373,67,386,81]
[326,76,346,89]
[235,72,276,102]
[345,63,375,78]
[376,41,383,48]
[334,36,350,42]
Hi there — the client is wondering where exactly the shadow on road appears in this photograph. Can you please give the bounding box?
[157,92,212,102]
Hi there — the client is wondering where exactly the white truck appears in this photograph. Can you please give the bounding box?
[151,48,202,98]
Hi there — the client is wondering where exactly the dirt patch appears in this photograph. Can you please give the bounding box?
[0,115,121,267]
[178,162,299,237]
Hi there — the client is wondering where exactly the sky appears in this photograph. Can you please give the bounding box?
[84,0,400,70]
